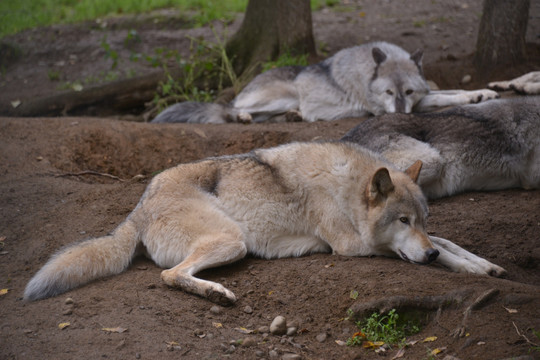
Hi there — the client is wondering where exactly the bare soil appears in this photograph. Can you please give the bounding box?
[1,1,540,359]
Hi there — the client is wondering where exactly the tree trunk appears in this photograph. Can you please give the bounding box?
[225,0,316,76]
[474,0,530,78]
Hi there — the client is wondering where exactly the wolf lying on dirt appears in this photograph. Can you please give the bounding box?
[24,142,506,305]
[151,42,499,124]
[341,97,540,199]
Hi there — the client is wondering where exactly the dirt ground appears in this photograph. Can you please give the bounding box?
[1,1,540,359]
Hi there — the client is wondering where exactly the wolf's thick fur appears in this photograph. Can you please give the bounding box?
[151,42,499,124]
[24,142,505,304]
[341,97,540,199]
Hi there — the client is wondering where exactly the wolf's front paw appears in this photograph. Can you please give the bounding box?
[487,80,511,92]
[467,89,500,103]
[237,112,253,124]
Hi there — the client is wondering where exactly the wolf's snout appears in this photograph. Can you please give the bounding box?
[425,248,440,263]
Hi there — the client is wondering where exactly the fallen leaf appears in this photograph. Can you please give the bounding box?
[212,322,223,328]
[392,348,406,359]
[324,263,334,268]
[72,83,83,92]
[166,341,180,346]
[363,340,384,349]
[423,336,437,342]
[58,322,70,330]
[430,347,446,355]
[504,306,518,313]
[405,339,418,346]
[11,100,21,108]
[335,339,347,346]
[0,289,8,296]
[234,327,254,334]
[102,327,127,333]
[477,341,486,345]
[193,128,207,139]
[352,331,366,339]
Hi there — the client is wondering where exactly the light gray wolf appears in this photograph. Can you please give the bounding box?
[341,97,540,199]
[24,142,506,305]
[488,71,540,95]
[151,41,499,124]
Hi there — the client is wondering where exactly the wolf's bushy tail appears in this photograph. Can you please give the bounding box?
[24,219,139,301]
[151,101,240,124]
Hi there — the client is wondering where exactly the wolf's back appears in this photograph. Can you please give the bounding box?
[151,101,238,124]
[24,219,139,301]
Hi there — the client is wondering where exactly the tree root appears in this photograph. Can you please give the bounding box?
[348,288,475,322]
[450,288,499,338]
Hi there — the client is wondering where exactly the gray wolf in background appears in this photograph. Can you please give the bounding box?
[24,142,505,304]
[488,71,540,95]
[152,42,499,124]
[341,97,540,199]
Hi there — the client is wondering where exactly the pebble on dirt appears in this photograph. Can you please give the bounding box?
[270,315,287,335]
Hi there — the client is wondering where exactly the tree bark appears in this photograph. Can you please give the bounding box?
[474,0,530,78]
[225,0,316,76]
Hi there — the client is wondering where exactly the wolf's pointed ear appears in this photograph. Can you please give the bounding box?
[372,47,387,65]
[367,167,394,203]
[410,49,424,67]
[405,160,423,183]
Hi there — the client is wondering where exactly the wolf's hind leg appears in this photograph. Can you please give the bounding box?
[161,235,247,306]
[429,236,506,277]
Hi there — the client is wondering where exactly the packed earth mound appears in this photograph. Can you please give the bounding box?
[1,1,540,359]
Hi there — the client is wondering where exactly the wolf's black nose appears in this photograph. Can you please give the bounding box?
[426,248,440,263]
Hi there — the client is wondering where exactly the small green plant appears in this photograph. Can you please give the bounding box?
[47,69,62,81]
[100,35,120,69]
[261,51,308,73]
[347,309,420,348]
[531,329,540,353]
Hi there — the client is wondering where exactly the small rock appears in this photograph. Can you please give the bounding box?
[269,350,279,359]
[461,74,472,84]
[193,329,204,336]
[225,345,236,354]
[65,297,74,305]
[316,333,327,343]
[282,353,301,360]
[270,316,287,335]
[135,353,141,359]
[286,327,297,336]
[243,305,253,314]
[255,350,265,357]
[442,356,462,360]
[258,325,270,334]
[242,337,257,347]
[62,309,73,315]
[210,305,222,315]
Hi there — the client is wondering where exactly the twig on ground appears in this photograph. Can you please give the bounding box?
[512,321,540,347]
[55,170,126,182]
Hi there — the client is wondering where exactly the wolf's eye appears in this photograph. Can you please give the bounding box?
[399,217,410,224]
[405,89,414,95]
[386,89,394,96]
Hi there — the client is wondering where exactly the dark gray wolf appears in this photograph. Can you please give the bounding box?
[341,97,540,199]
[151,42,499,124]
[24,142,505,305]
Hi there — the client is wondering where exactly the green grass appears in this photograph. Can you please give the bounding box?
[0,0,248,38]
[0,0,334,39]
[347,309,420,348]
